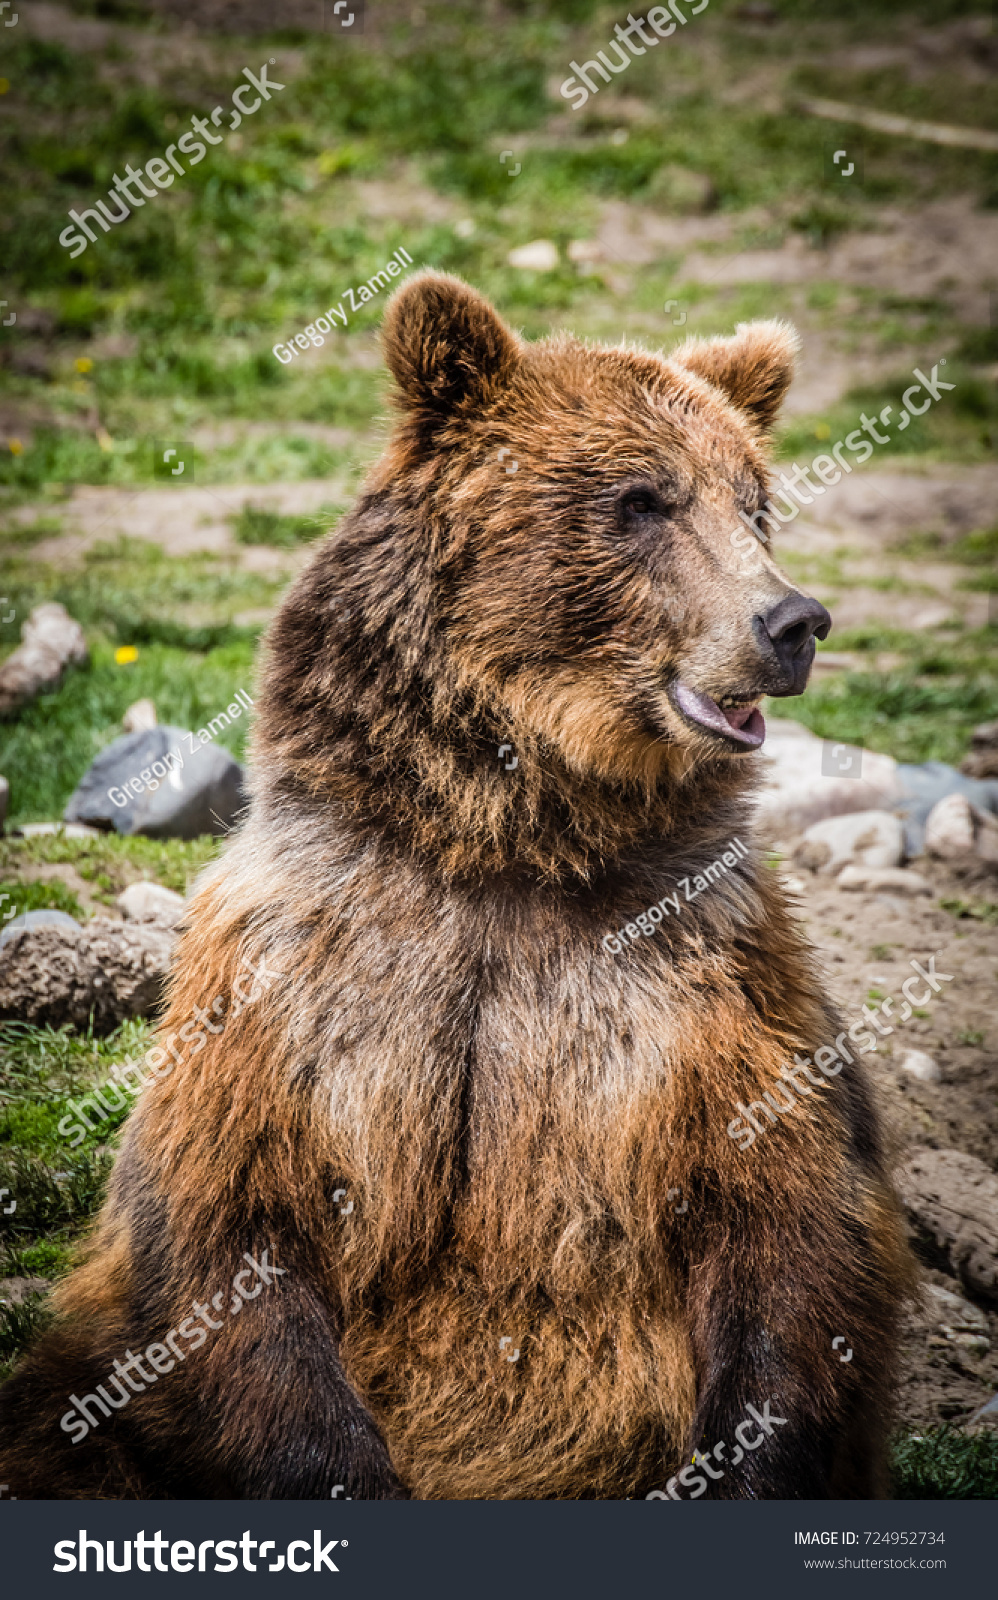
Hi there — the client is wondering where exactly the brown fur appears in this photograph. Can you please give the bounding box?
[0,274,912,1499]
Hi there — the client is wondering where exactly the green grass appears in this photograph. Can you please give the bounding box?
[891,1427,998,1500]
[779,626,998,765]
[0,832,221,902]
[232,502,341,548]
[0,878,83,920]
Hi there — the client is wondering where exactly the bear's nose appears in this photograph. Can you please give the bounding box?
[755,593,831,684]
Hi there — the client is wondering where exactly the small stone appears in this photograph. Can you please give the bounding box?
[0,603,88,719]
[117,881,186,927]
[13,822,100,839]
[507,240,559,272]
[925,793,975,858]
[836,866,933,895]
[123,698,157,734]
[898,1048,942,1084]
[798,810,904,875]
[781,874,807,895]
[0,774,7,832]
[567,239,603,264]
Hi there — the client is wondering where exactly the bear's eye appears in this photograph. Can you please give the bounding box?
[621,490,660,516]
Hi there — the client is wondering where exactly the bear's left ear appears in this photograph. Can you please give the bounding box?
[382,270,522,417]
[670,319,800,433]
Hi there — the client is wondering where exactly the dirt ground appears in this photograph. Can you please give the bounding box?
[771,850,998,1431]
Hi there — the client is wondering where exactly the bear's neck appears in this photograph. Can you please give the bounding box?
[254,514,758,887]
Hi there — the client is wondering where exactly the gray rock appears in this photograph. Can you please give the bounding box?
[64,724,248,839]
[117,881,186,927]
[0,909,80,951]
[797,809,904,875]
[893,760,998,858]
[0,603,88,719]
[0,916,175,1032]
[0,774,7,833]
[898,1048,942,1084]
[897,1148,998,1304]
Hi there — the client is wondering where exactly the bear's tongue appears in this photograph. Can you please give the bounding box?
[673,682,766,749]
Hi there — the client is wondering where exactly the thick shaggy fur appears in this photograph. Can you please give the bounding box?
[0,274,911,1499]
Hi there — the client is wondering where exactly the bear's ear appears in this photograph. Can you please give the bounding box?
[381,270,521,416]
[670,319,800,433]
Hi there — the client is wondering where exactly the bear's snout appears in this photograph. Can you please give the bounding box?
[753,592,831,695]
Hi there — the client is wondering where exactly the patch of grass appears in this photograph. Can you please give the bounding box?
[0,878,83,920]
[0,1147,113,1231]
[784,626,998,766]
[0,835,219,904]
[947,525,998,567]
[0,1292,55,1385]
[232,503,340,548]
[891,1426,998,1500]
[0,1015,155,1115]
[956,1029,985,1046]
[0,633,257,825]
[939,898,998,927]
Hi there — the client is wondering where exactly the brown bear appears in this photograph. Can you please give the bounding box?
[0,272,911,1500]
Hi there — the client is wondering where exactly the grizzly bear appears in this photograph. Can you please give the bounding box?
[0,272,911,1500]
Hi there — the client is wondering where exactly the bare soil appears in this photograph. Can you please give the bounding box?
[782,854,998,1430]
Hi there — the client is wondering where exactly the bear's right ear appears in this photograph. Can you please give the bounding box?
[670,319,799,434]
[381,270,521,416]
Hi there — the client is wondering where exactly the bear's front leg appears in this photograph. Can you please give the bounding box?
[184,1248,408,1500]
[672,1198,899,1501]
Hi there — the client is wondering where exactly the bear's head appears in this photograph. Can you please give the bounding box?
[378,270,829,787]
[260,272,831,878]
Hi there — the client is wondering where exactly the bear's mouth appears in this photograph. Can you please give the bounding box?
[670,682,766,750]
